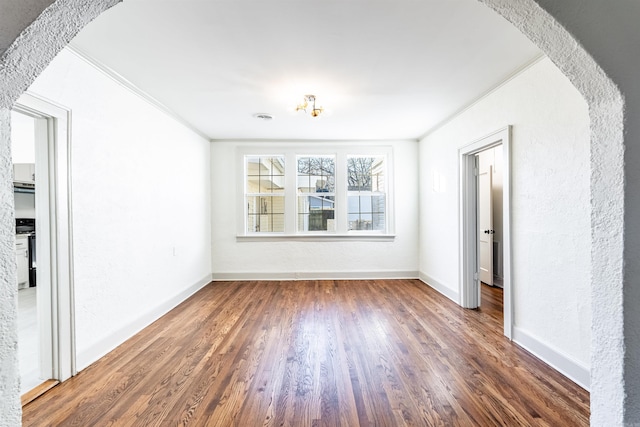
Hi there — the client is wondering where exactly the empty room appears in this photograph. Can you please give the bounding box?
[2,1,639,426]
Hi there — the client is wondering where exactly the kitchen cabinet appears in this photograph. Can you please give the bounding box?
[13,163,35,186]
[16,235,29,289]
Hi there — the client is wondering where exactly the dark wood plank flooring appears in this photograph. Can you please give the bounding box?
[23,280,589,426]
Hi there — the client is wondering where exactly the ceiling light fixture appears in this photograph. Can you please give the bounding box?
[295,94,324,118]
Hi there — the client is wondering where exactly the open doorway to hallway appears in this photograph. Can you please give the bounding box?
[476,145,504,289]
[459,127,512,338]
[12,93,77,403]
[476,145,505,319]
[480,281,504,322]
[11,109,43,395]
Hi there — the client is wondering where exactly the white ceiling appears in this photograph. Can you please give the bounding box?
[69,0,541,141]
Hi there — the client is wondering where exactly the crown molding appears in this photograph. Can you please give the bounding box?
[65,45,211,141]
[418,53,546,140]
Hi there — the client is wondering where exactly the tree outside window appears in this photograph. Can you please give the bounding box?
[297,156,335,231]
[347,156,386,231]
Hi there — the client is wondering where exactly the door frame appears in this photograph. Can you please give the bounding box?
[13,92,76,383]
[459,126,512,338]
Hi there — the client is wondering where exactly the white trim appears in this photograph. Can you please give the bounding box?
[236,234,396,242]
[237,144,395,237]
[512,326,590,390]
[212,138,418,144]
[65,46,210,141]
[459,126,512,338]
[418,54,545,140]
[418,272,460,303]
[76,274,212,371]
[13,93,76,382]
[211,271,418,281]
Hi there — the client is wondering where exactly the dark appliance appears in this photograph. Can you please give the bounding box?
[15,218,36,287]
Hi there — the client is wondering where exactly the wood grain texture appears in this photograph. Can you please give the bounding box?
[22,280,589,426]
[21,379,59,407]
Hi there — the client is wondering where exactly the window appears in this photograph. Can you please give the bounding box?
[245,156,285,232]
[297,156,335,232]
[347,156,386,231]
[241,147,392,237]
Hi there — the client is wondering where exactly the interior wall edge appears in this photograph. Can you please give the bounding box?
[417,53,546,141]
[75,273,212,371]
[65,46,210,141]
[512,325,590,391]
[418,272,459,304]
[211,271,419,282]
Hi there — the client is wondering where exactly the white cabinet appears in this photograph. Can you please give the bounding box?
[13,163,35,186]
[15,235,29,289]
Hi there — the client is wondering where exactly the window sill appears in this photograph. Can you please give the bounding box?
[236,234,396,242]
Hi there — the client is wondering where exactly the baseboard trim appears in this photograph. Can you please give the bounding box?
[76,274,213,371]
[211,271,419,281]
[512,326,590,390]
[418,272,459,303]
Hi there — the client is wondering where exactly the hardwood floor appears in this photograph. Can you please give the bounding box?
[22,280,589,426]
[18,287,40,394]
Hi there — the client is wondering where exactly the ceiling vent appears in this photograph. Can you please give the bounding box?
[253,113,274,121]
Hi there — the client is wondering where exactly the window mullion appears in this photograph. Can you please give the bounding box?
[335,151,348,233]
[284,151,297,234]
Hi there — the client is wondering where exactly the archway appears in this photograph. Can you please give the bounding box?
[0,0,626,424]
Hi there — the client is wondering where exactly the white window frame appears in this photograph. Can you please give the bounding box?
[244,155,286,234]
[346,154,388,233]
[237,144,395,241]
[295,154,337,233]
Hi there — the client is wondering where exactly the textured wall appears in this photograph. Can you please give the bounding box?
[419,57,591,368]
[477,2,626,424]
[27,48,212,370]
[0,108,20,426]
[524,1,640,423]
[0,0,55,56]
[0,1,121,423]
[0,0,635,425]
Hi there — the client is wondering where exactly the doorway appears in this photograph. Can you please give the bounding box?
[12,92,76,402]
[477,145,504,289]
[11,110,40,394]
[459,126,512,338]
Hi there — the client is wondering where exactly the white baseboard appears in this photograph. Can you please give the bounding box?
[76,274,212,371]
[211,270,419,281]
[418,271,459,303]
[512,326,590,390]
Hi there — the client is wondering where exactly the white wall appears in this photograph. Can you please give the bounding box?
[211,140,419,279]
[11,111,37,218]
[27,48,212,369]
[419,58,591,372]
[10,110,35,163]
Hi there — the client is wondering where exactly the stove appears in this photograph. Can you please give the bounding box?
[16,217,35,234]
[15,218,36,287]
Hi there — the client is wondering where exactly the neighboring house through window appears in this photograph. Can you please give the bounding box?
[297,156,336,232]
[245,156,285,232]
[241,146,393,237]
[347,156,386,231]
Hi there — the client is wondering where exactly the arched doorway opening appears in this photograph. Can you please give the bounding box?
[0,1,626,424]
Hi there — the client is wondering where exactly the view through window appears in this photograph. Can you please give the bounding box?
[245,156,285,232]
[243,150,389,235]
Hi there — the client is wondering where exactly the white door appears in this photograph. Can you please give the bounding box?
[478,153,493,285]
